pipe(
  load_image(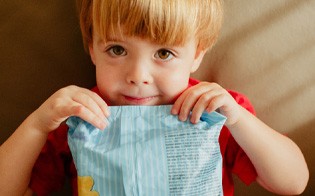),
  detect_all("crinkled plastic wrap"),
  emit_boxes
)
[67,105,226,196]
